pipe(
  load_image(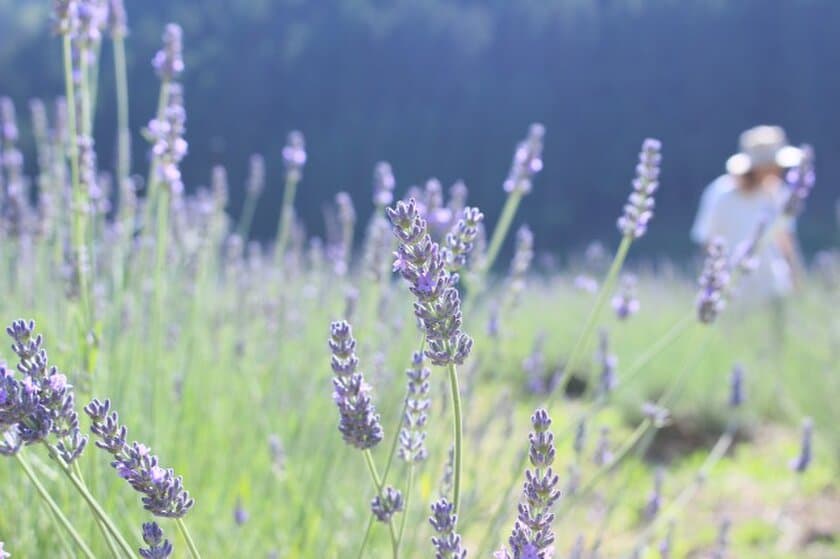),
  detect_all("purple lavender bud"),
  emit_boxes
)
[593,427,613,467]
[139,521,173,559]
[444,206,484,272]
[84,399,194,517]
[247,154,266,196]
[502,408,560,558]
[504,123,545,195]
[696,238,731,324]
[282,130,306,183]
[429,498,467,559]
[234,497,248,525]
[371,485,404,523]
[783,145,815,217]
[523,334,547,395]
[147,93,188,196]
[399,352,430,463]
[509,225,534,298]
[641,402,671,428]
[0,97,19,145]
[152,24,184,81]
[729,365,744,408]
[387,199,473,366]
[659,521,675,559]
[611,274,640,320]
[574,274,599,294]
[328,321,383,450]
[597,330,618,396]
[644,468,664,521]
[53,1,79,35]
[790,417,813,474]
[108,0,127,37]
[373,161,396,207]
[573,419,586,456]
[76,0,107,44]
[448,181,468,214]
[617,138,662,239]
